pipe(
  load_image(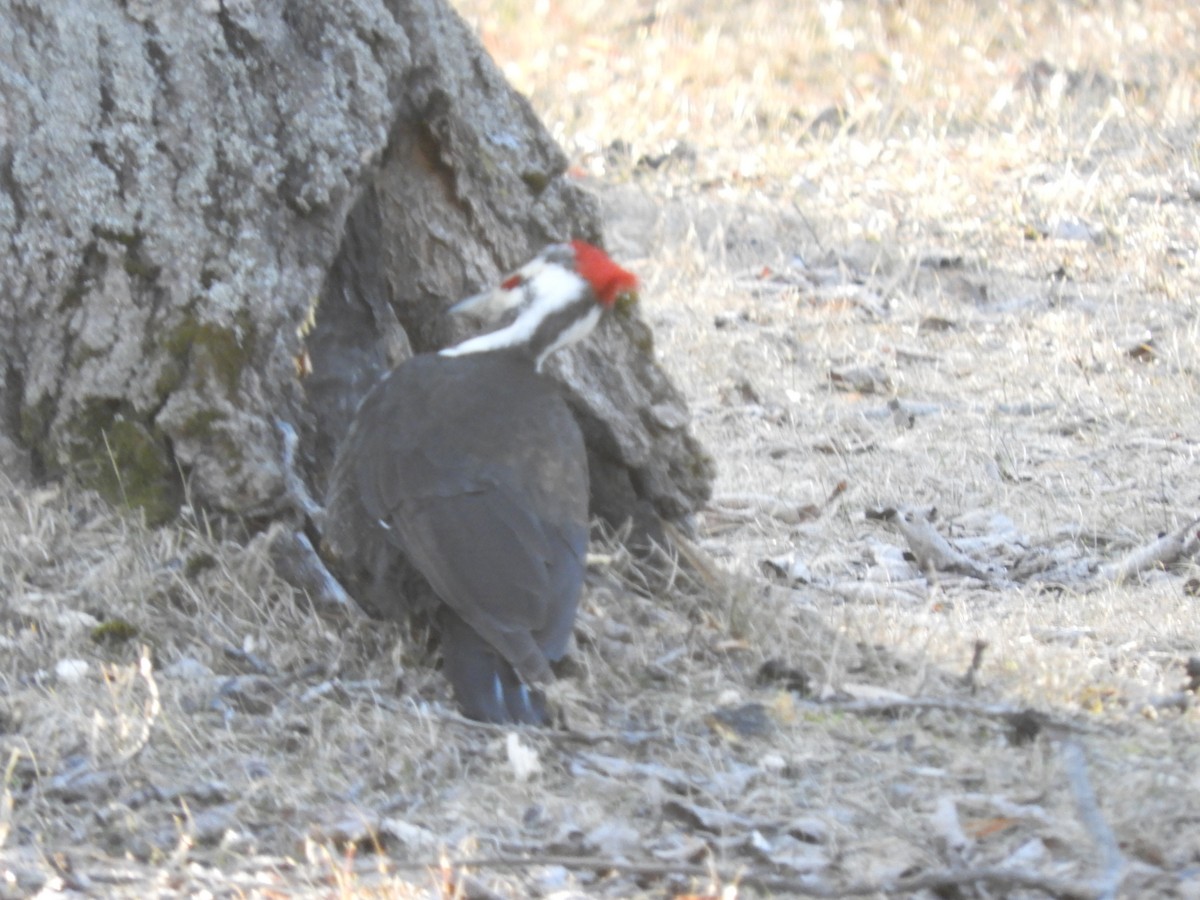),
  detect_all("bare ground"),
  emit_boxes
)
[2,1,1199,897]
